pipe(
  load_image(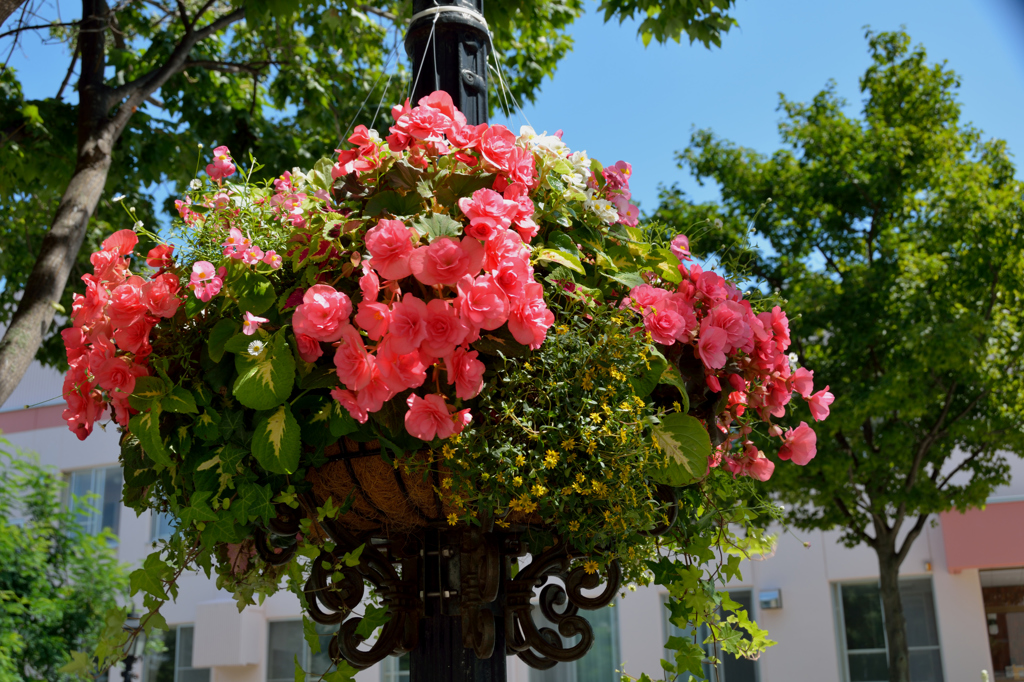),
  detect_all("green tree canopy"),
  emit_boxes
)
[652,30,1024,682]
[0,442,128,681]
[0,0,741,407]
